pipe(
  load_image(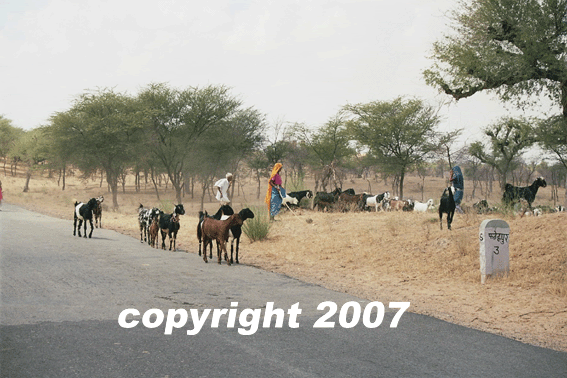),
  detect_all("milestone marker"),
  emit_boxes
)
[479,219,510,284]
